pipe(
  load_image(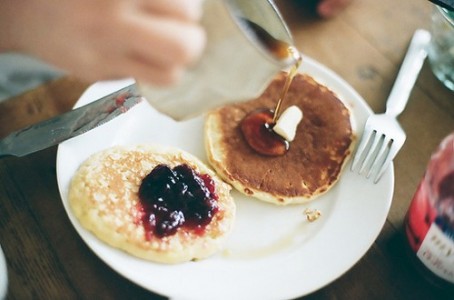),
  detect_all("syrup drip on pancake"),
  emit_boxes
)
[241,108,289,156]
[240,20,302,156]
